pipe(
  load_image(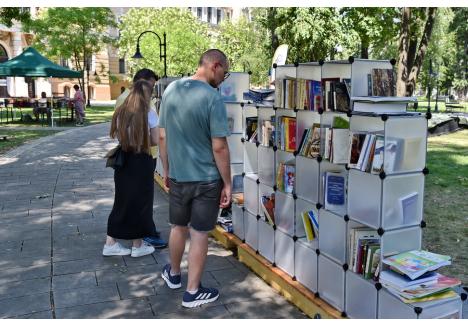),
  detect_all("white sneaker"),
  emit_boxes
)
[131,243,155,257]
[102,242,131,256]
